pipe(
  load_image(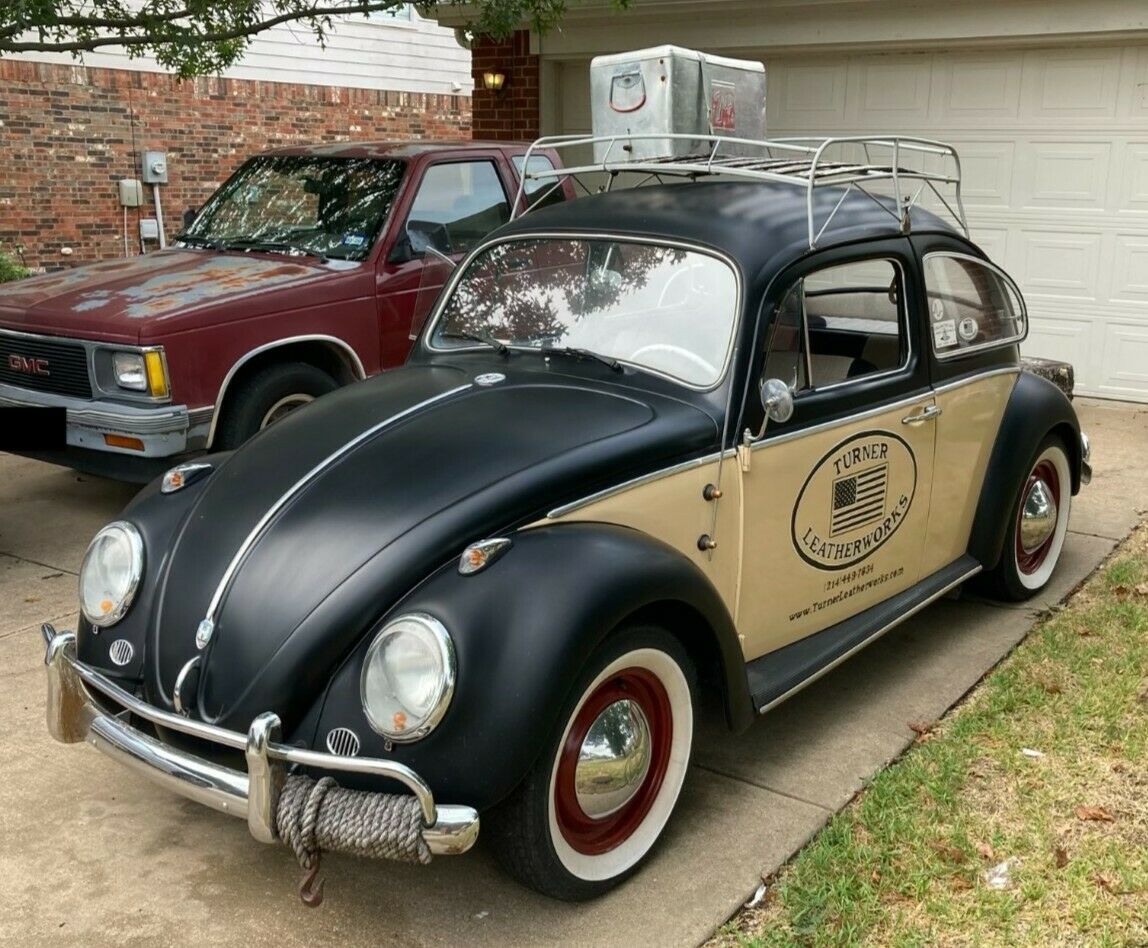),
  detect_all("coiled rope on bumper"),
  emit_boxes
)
[276,774,432,905]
